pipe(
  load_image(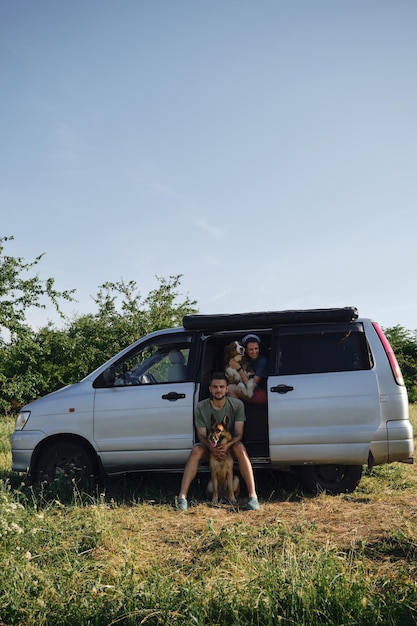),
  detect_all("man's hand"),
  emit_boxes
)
[229,359,241,370]
[211,443,230,460]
